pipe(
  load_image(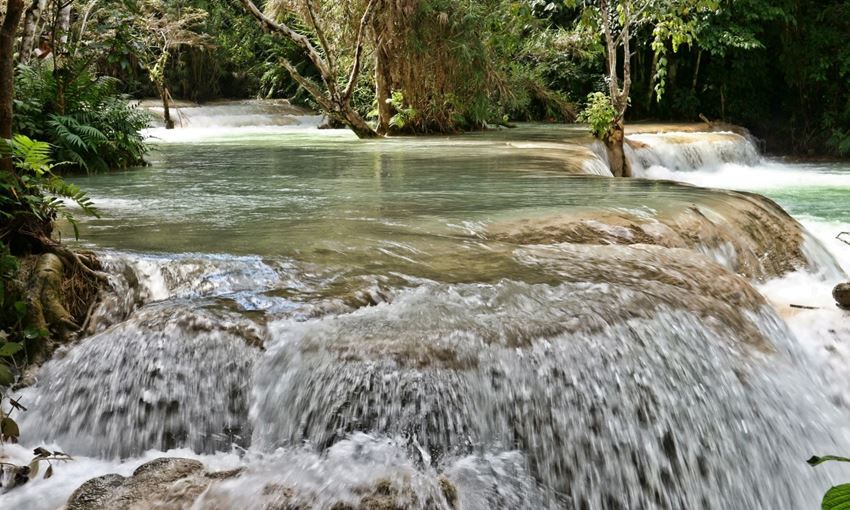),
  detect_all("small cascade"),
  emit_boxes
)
[626,131,761,176]
[250,244,846,507]
[145,100,320,129]
[19,303,261,458]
